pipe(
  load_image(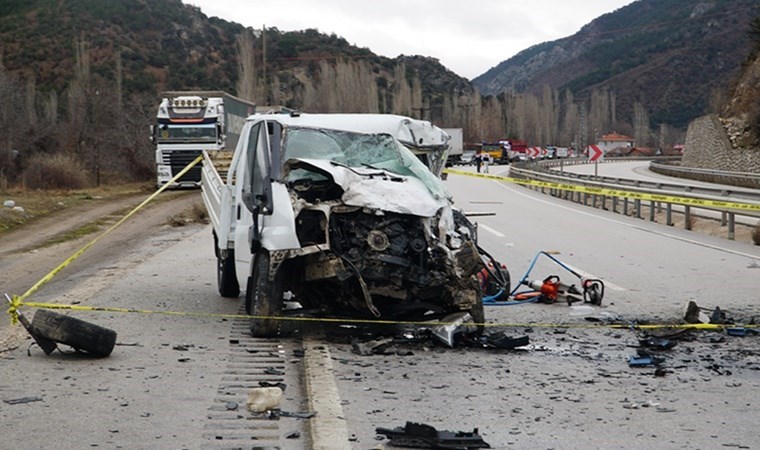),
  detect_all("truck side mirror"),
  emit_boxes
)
[149,125,155,144]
